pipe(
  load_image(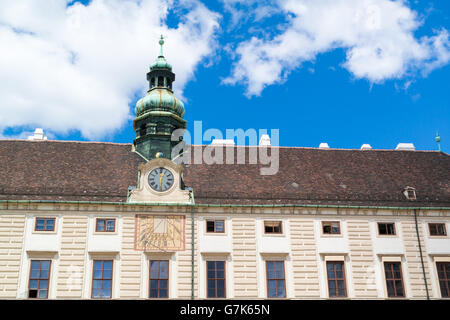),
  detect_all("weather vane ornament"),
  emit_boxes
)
[159,34,165,57]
